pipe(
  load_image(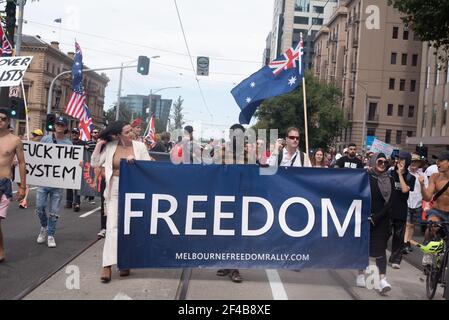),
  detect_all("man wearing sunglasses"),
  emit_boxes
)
[0,109,27,263]
[268,127,311,168]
